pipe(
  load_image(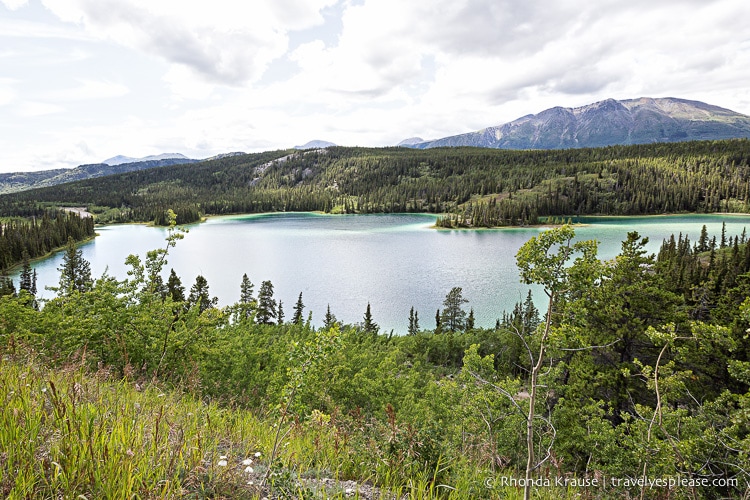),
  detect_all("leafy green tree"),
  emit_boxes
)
[515,225,599,500]
[57,237,92,295]
[441,287,468,332]
[187,275,218,313]
[256,280,277,325]
[292,292,304,325]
